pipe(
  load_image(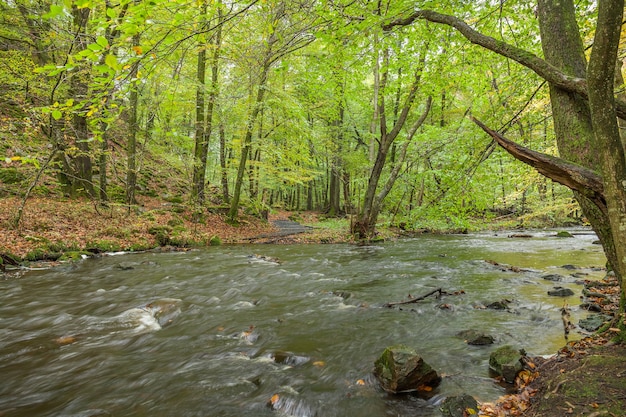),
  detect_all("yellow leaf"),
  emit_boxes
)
[132,45,142,55]
[312,361,325,367]
[356,379,365,386]
[10,156,21,161]
[270,394,279,405]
